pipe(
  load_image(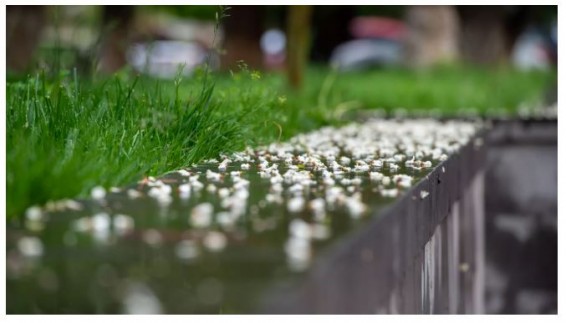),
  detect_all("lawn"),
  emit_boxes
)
[5,64,556,219]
